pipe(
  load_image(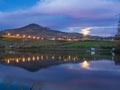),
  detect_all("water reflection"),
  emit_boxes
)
[114,55,120,65]
[0,53,82,71]
[0,50,119,72]
[0,50,120,90]
[3,54,80,63]
[80,60,90,69]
